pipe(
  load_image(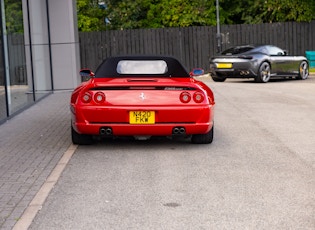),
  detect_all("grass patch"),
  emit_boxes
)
[310,67,315,73]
